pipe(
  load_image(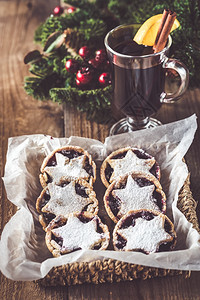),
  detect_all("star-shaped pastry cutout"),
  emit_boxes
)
[108,150,155,182]
[52,215,105,251]
[117,214,172,253]
[55,152,70,165]
[112,175,159,216]
[44,153,90,184]
[42,182,92,216]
